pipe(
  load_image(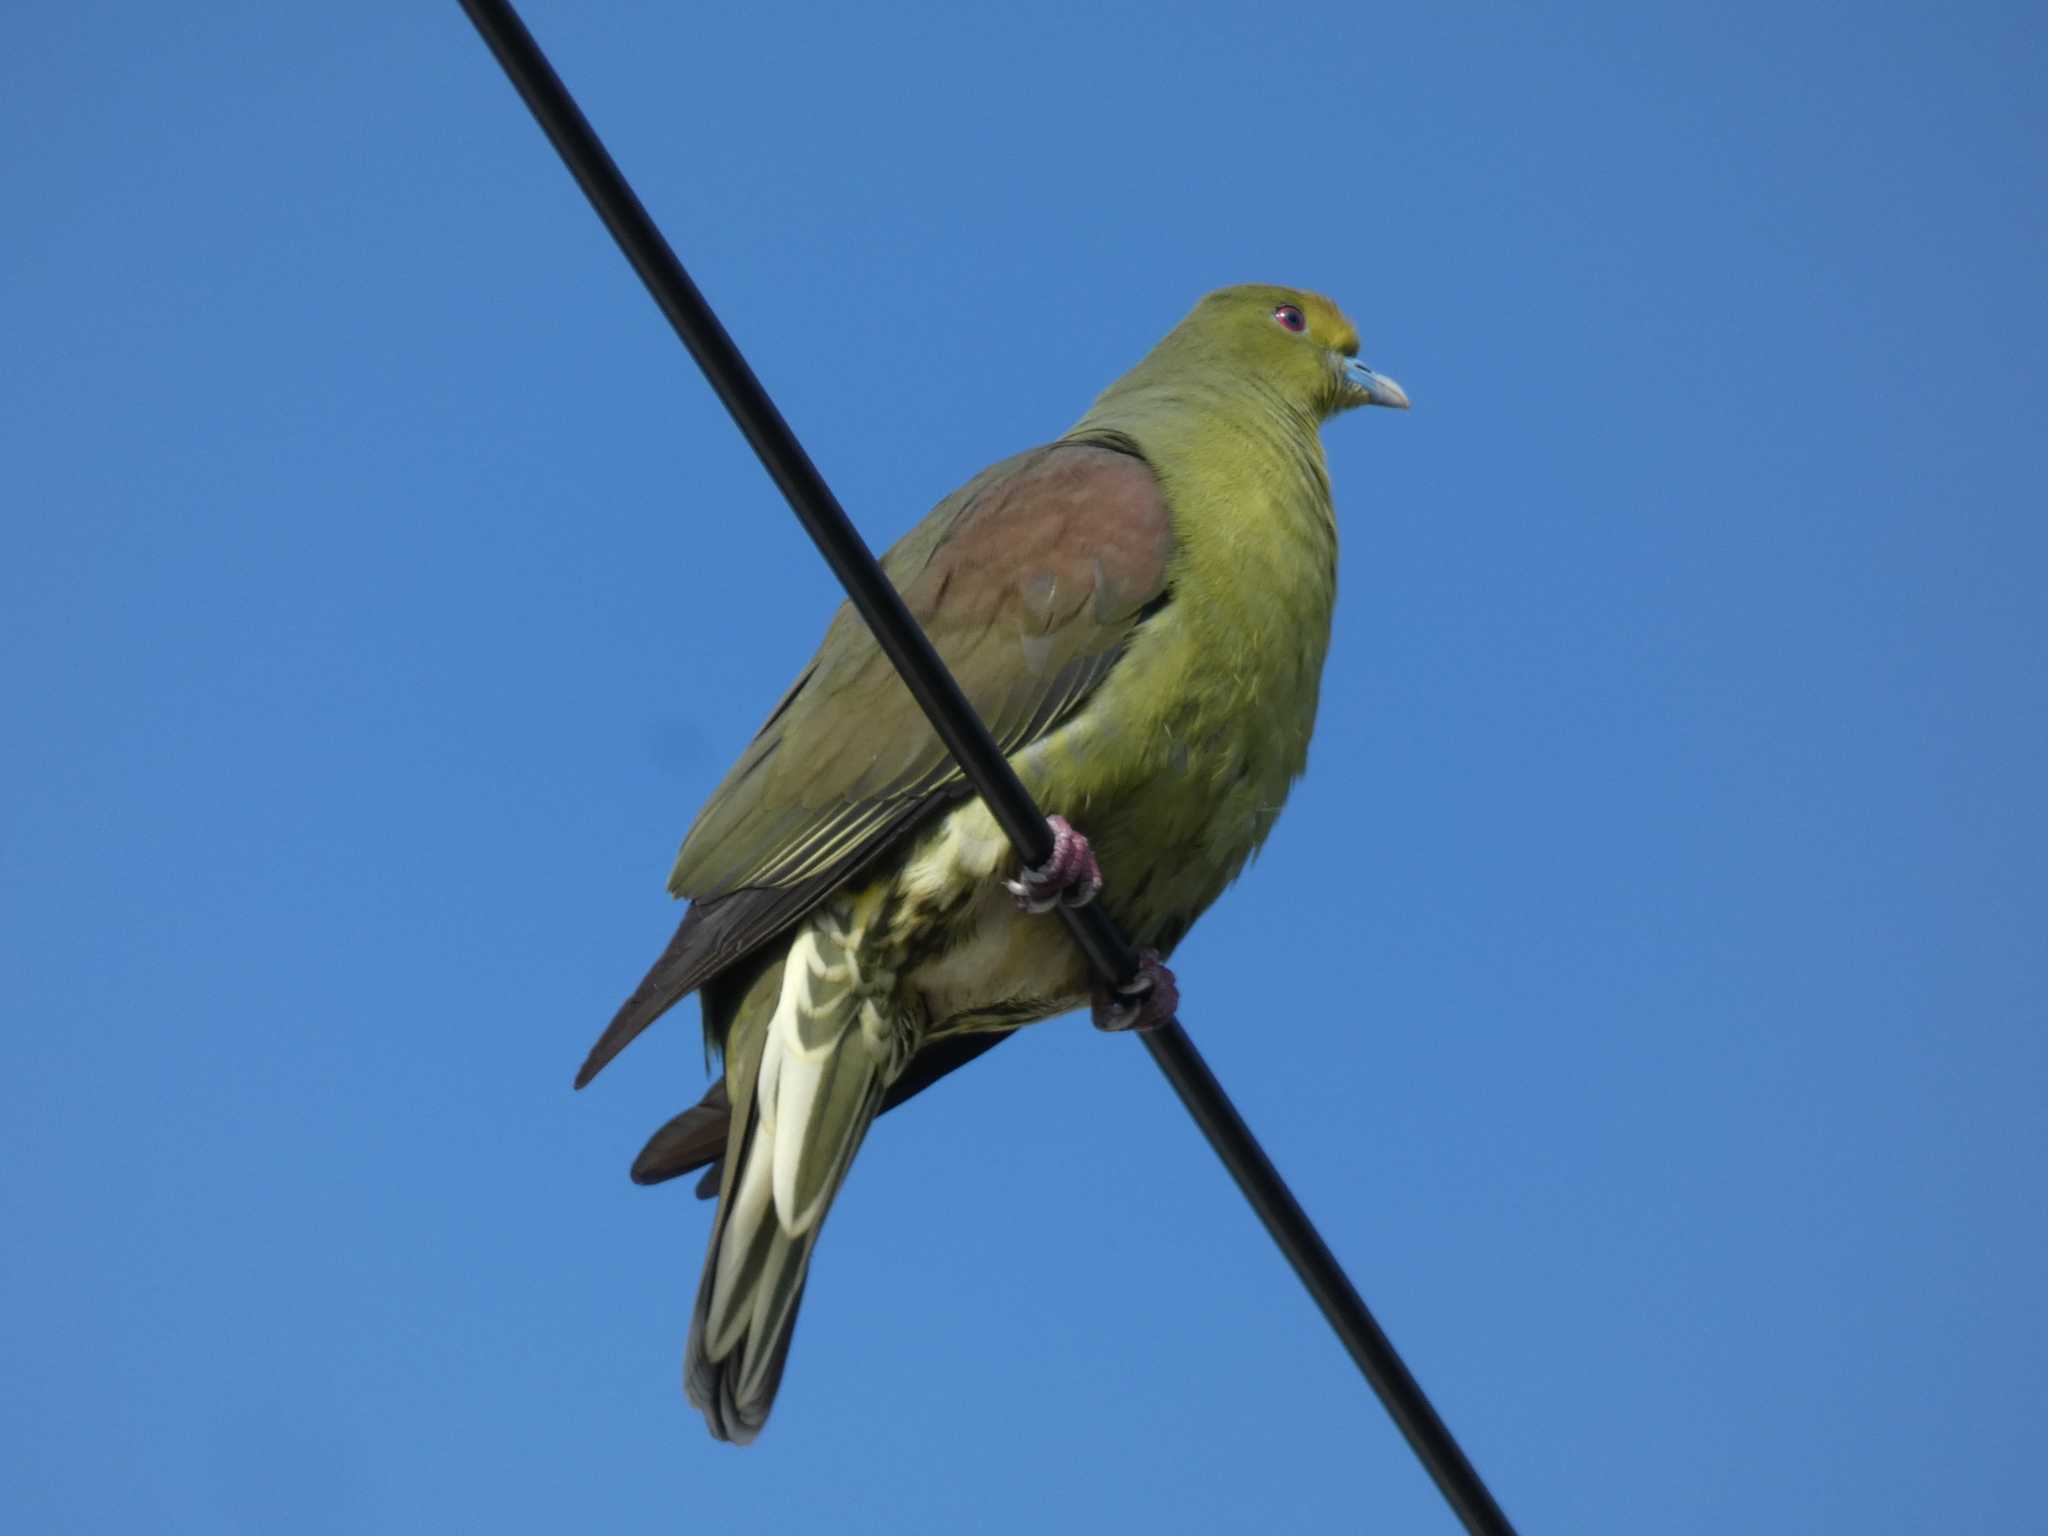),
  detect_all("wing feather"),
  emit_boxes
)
[576,440,1172,1087]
